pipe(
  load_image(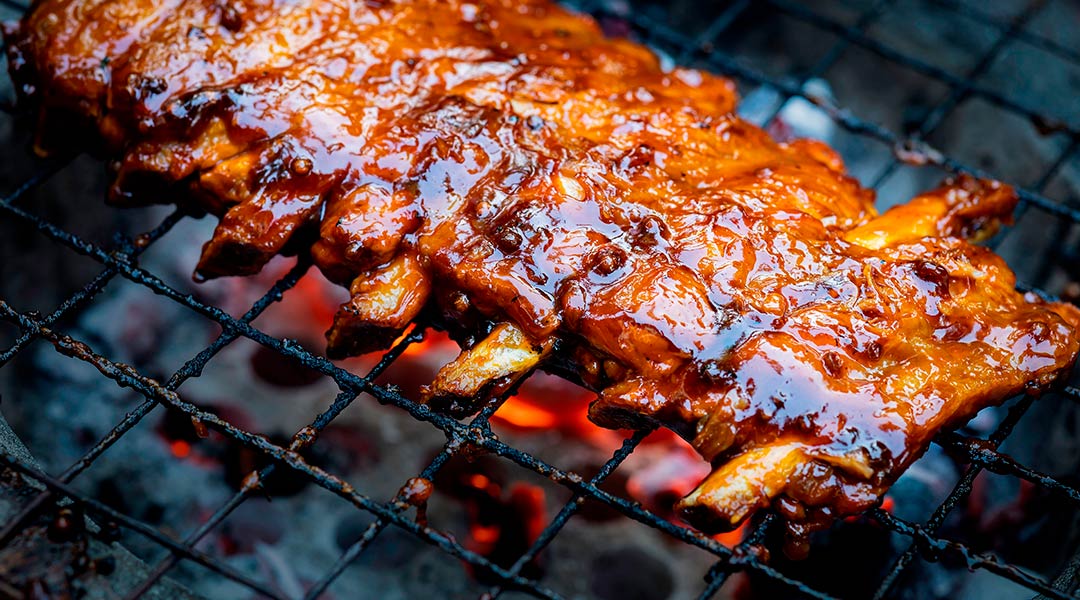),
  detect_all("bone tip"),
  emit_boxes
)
[196,240,267,280]
[674,496,746,534]
[419,386,480,419]
[324,324,402,360]
[586,399,655,431]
